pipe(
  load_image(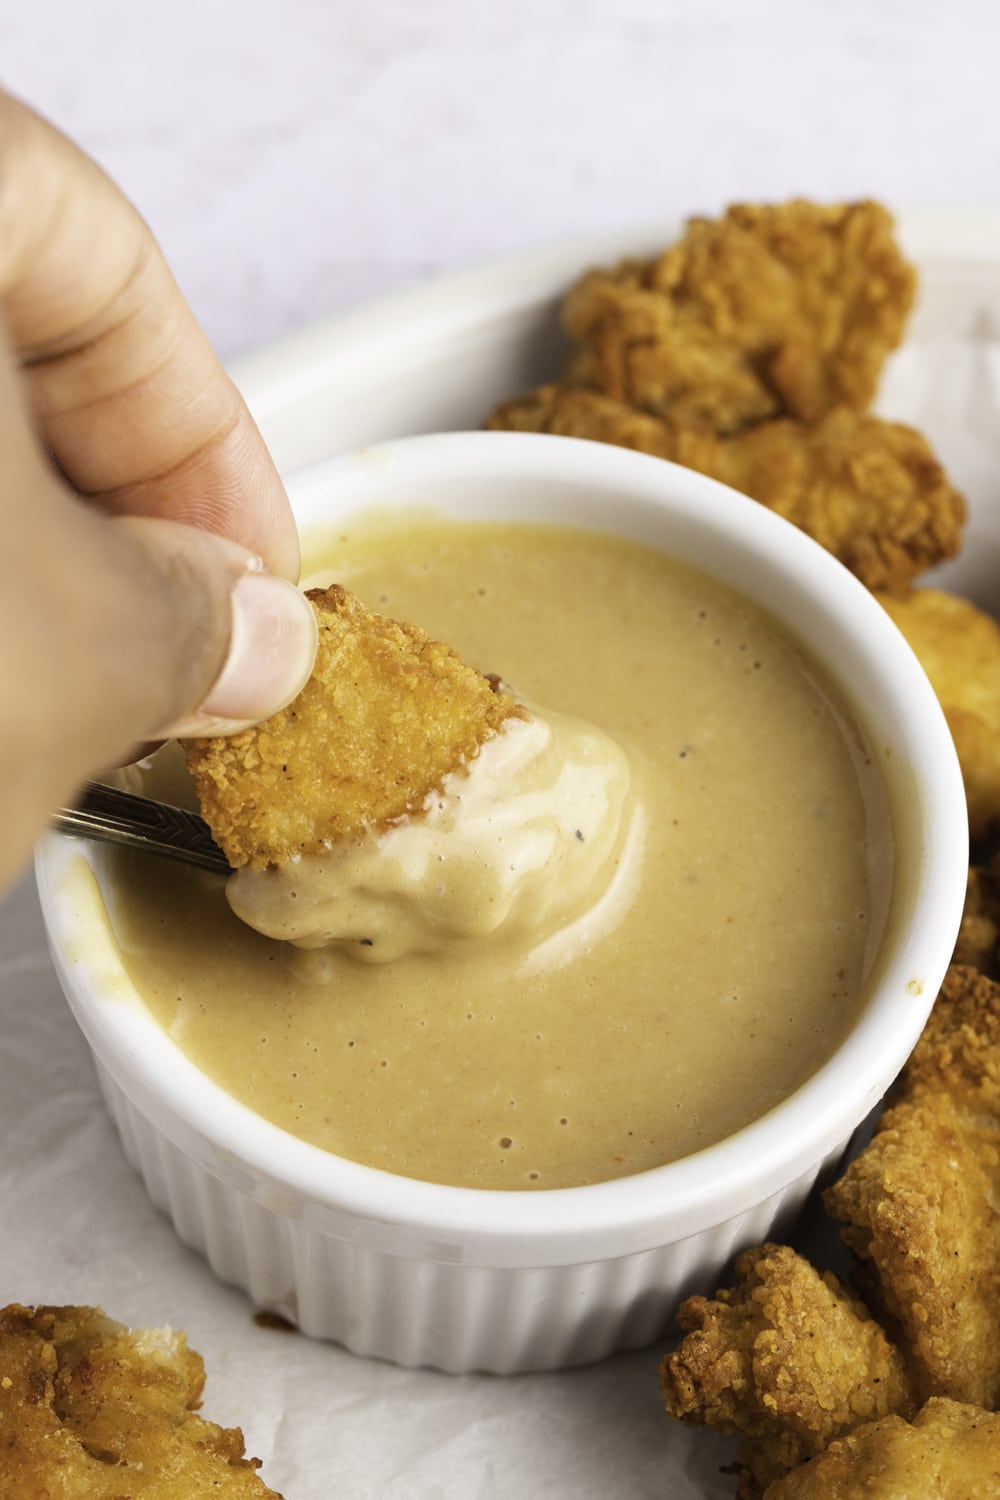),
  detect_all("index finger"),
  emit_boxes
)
[0,91,299,581]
